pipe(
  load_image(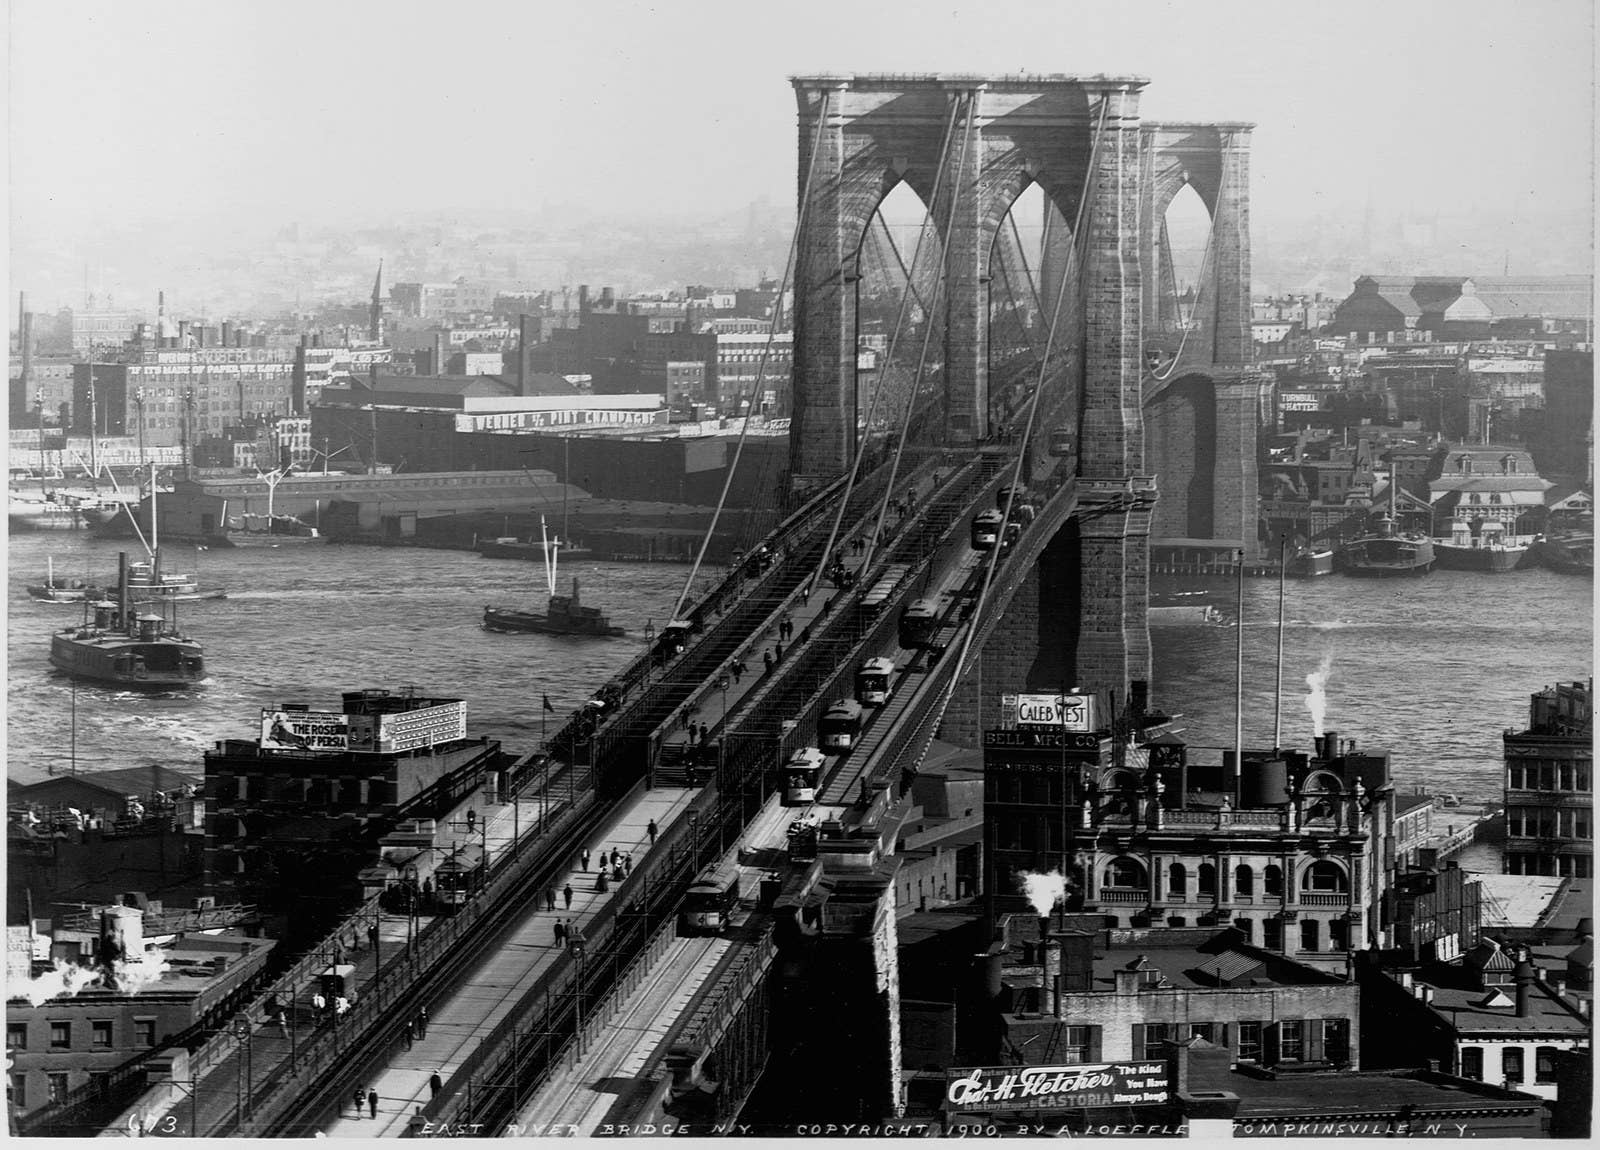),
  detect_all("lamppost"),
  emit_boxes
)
[569,931,587,1061]
[231,1015,253,1126]
[134,387,148,470]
